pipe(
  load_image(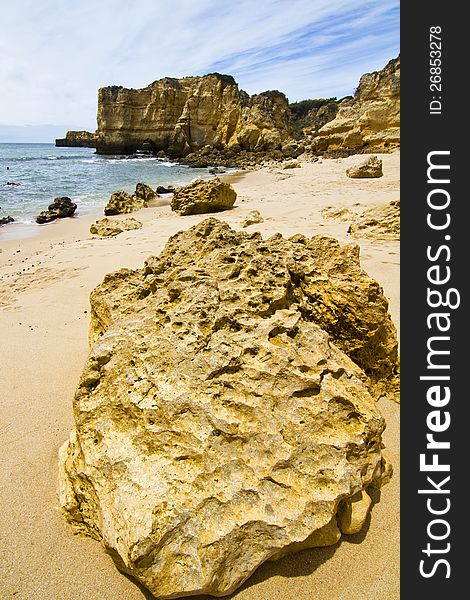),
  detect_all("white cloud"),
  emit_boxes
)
[0,0,399,136]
